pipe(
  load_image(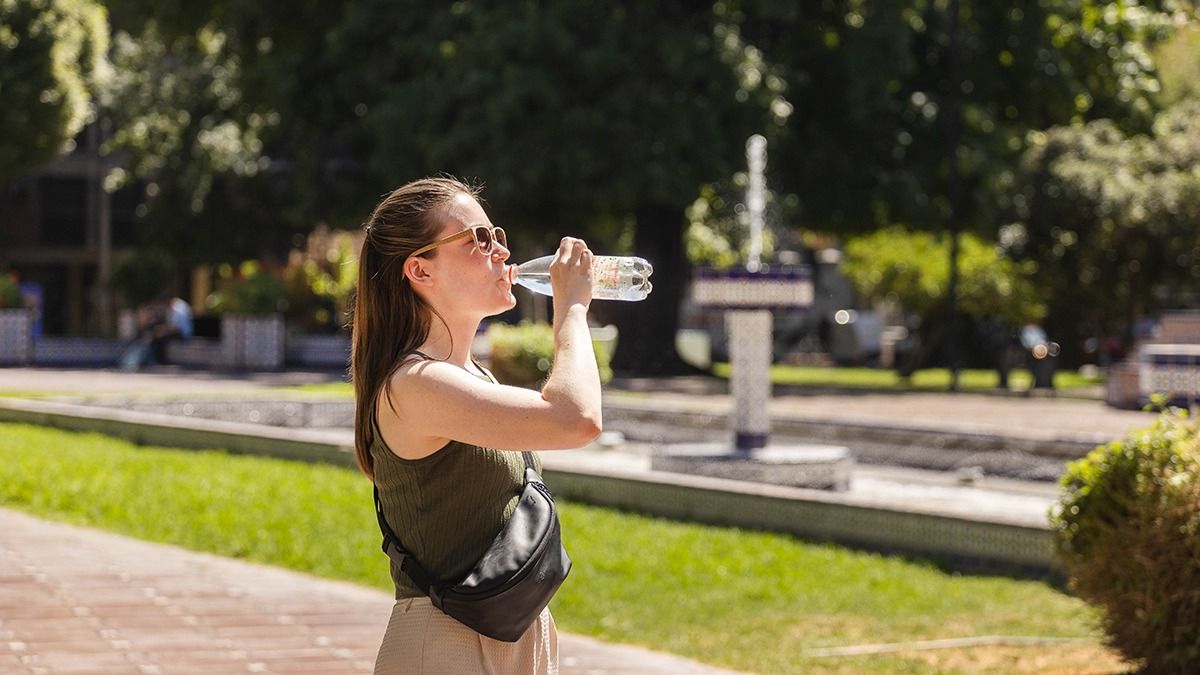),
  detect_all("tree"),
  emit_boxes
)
[1010,99,1200,361]
[732,0,1183,236]
[97,1,362,266]
[841,226,1045,373]
[0,0,108,183]
[331,1,777,374]
[99,18,280,265]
